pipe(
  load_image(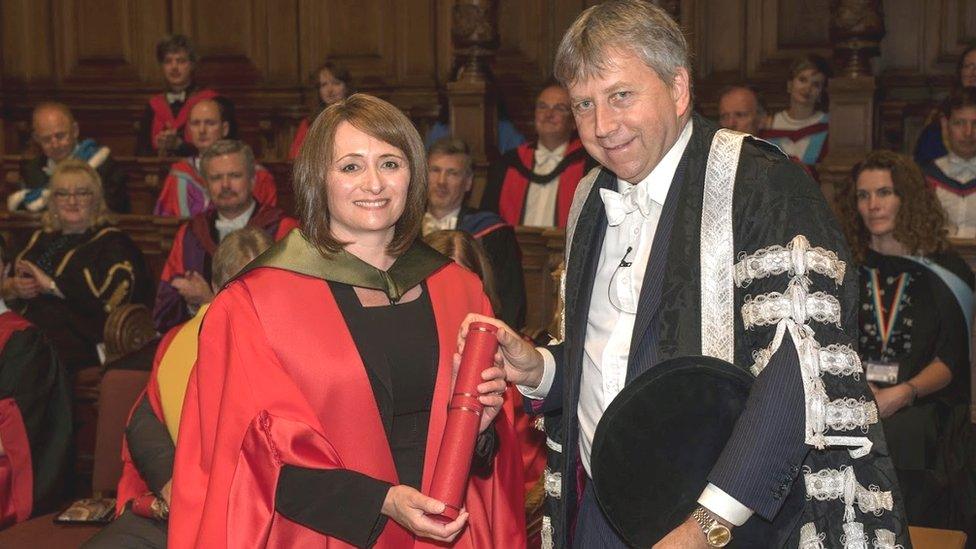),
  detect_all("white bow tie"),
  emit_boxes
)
[600,186,652,226]
[166,91,187,103]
